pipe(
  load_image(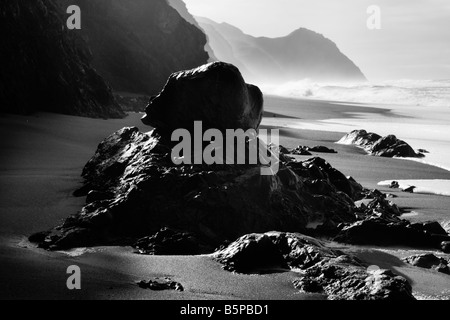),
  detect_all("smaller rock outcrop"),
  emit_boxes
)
[338,130,423,158]
[214,232,415,300]
[133,227,202,255]
[282,145,338,156]
[137,278,184,291]
[291,147,313,156]
[306,146,338,154]
[334,197,450,251]
[402,254,450,275]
